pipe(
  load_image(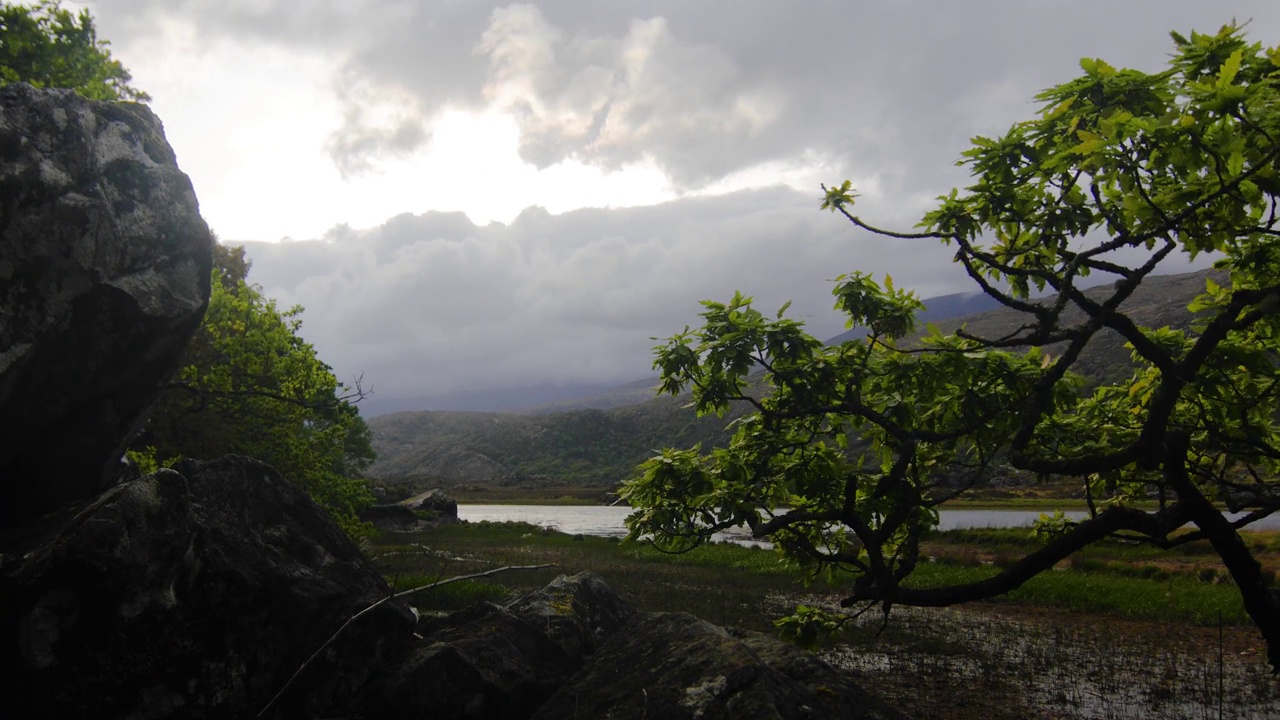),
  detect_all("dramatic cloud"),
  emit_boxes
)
[66,1,1277,411]
[240,187,970,412]
[88,1,1280,194]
